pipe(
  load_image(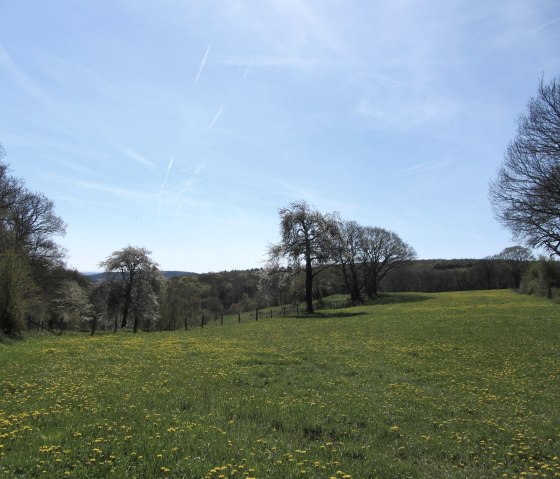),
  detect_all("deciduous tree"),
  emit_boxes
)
[333,220,364,304]
[490,76,560,256]
[359,226,416,298]
[99,246,161,332]
[269,201,337,313]
[0,249,28,337]
[495,245,534,289]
